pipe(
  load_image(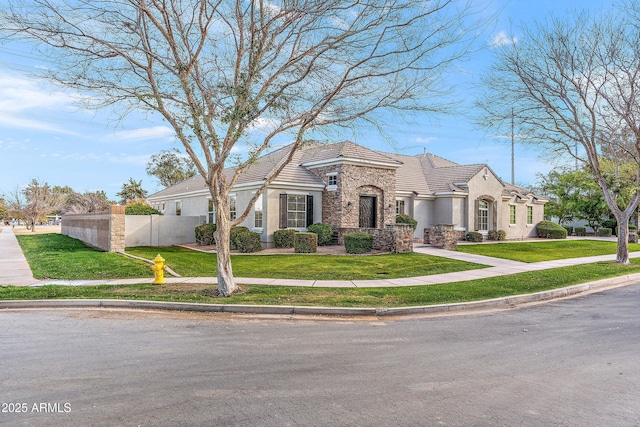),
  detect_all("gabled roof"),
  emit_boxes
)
[148,140,545,201]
